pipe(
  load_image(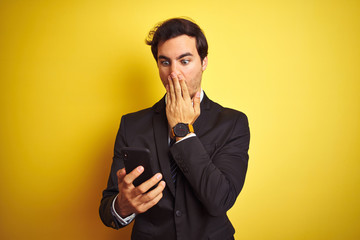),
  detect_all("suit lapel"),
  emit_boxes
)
[152,97,176,196]
[193,92,212,137]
